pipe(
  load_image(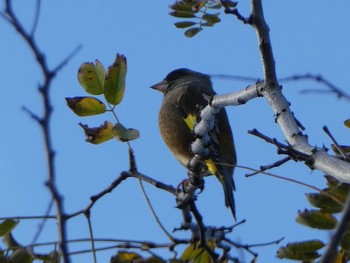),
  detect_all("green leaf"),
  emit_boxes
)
[79,121,114,144]
[344,119,350,128]
[306,192,343,213]
[341,231,350,250]
[296,209,337,229]
[169,1,199,12]
[9,248,32,263]
[112,123,140,142]
[43,250,60,263]
[202,13,221,26]
[184,27,202,37]
[174,21,196,28]
[3,232,20,249]
[277,240,324,260]
[325,175,350,203]
[66,97,106,116]
[181,241,215,262]
[95,59,106,88]
[0,220,18,237]
[77,61,105,95]
[110,251,141,263]
[104,54,127,105]
[169,10,196,18]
